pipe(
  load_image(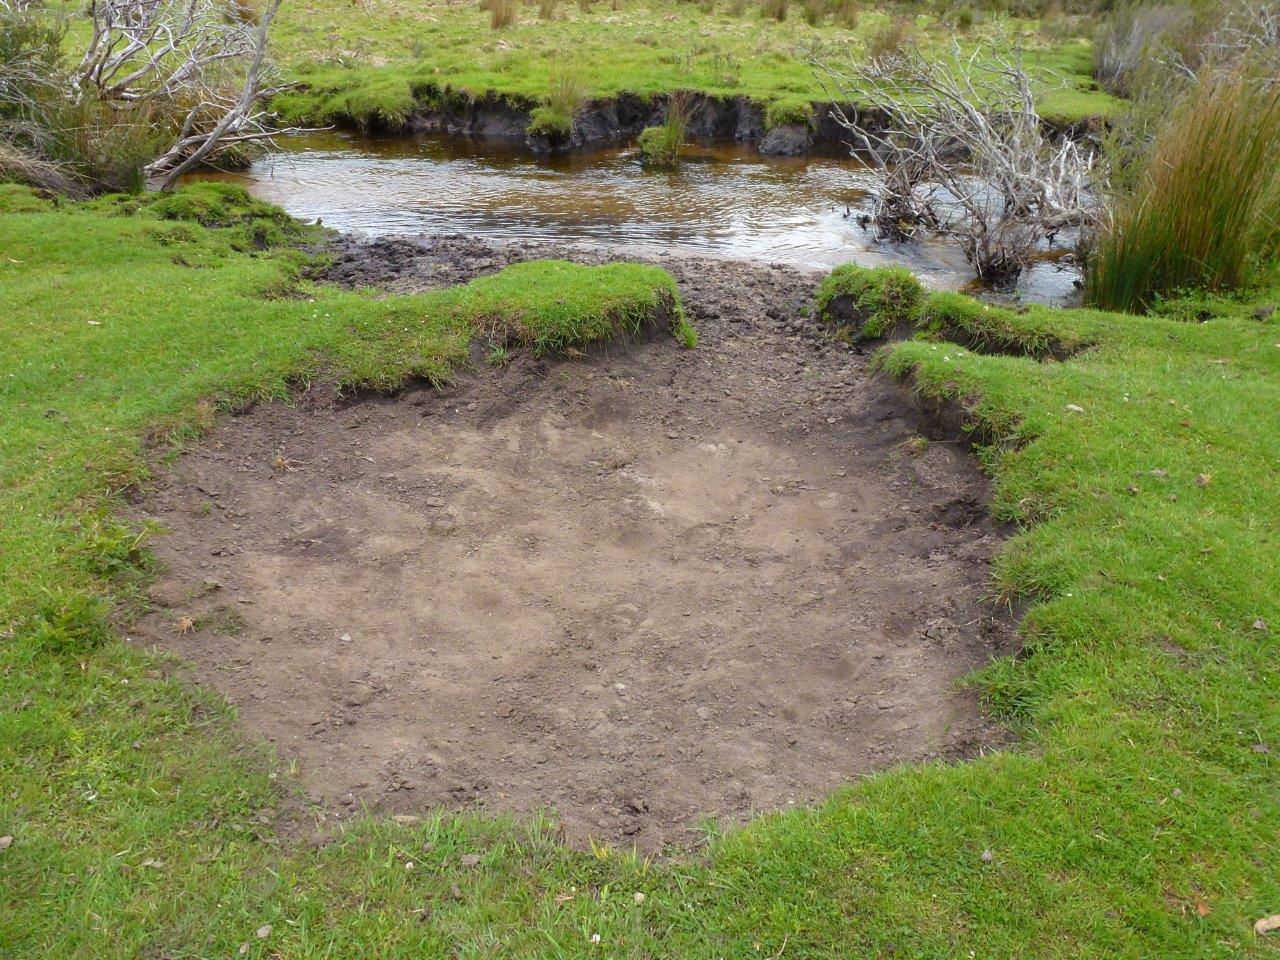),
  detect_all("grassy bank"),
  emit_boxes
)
[266,0,1118,129]
[2,193,1278,957]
